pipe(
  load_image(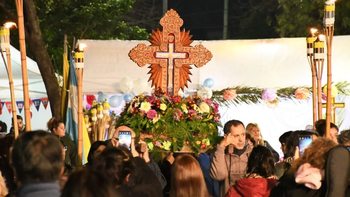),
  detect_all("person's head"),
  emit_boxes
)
[12,115,24,131]
[170,154,210,197]
[87,141,107,165]
[0,121,7,133]
[246,145,275,178]
[245,132,256,147]
[284,130,319,159]
[61,169,117,197]
[337,129,350,146]
[223,119,245,149]
[12,130,63,184]
[92,147,133,187]
[0,134,14,159]
[47,118,65,137]
[279,131,293,154]
[288,137,337,174]
[246,123,263,144]
[315,119,339,137]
